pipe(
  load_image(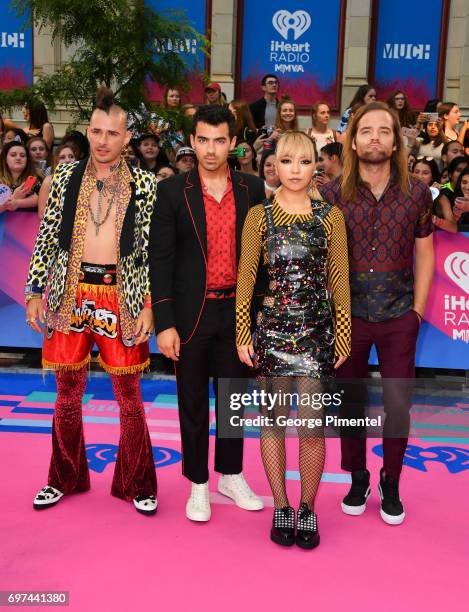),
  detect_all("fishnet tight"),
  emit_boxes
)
[259,377,325,510]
